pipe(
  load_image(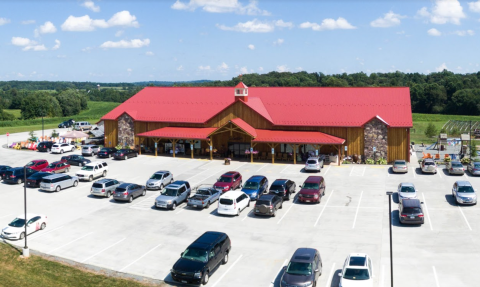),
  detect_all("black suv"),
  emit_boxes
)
[61,155,91,166]
[3,167,38,184]
[281,248,322,287]
[0,165,12,180]
[58,119,74,128]
[254,194,283,217]
[37,141,56,152]
[113,149,138,160]
[26,172,52,188]
[171,231,231,285]
[97,147,118,158]
[269,179,296,200]
[399,198,424,225]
